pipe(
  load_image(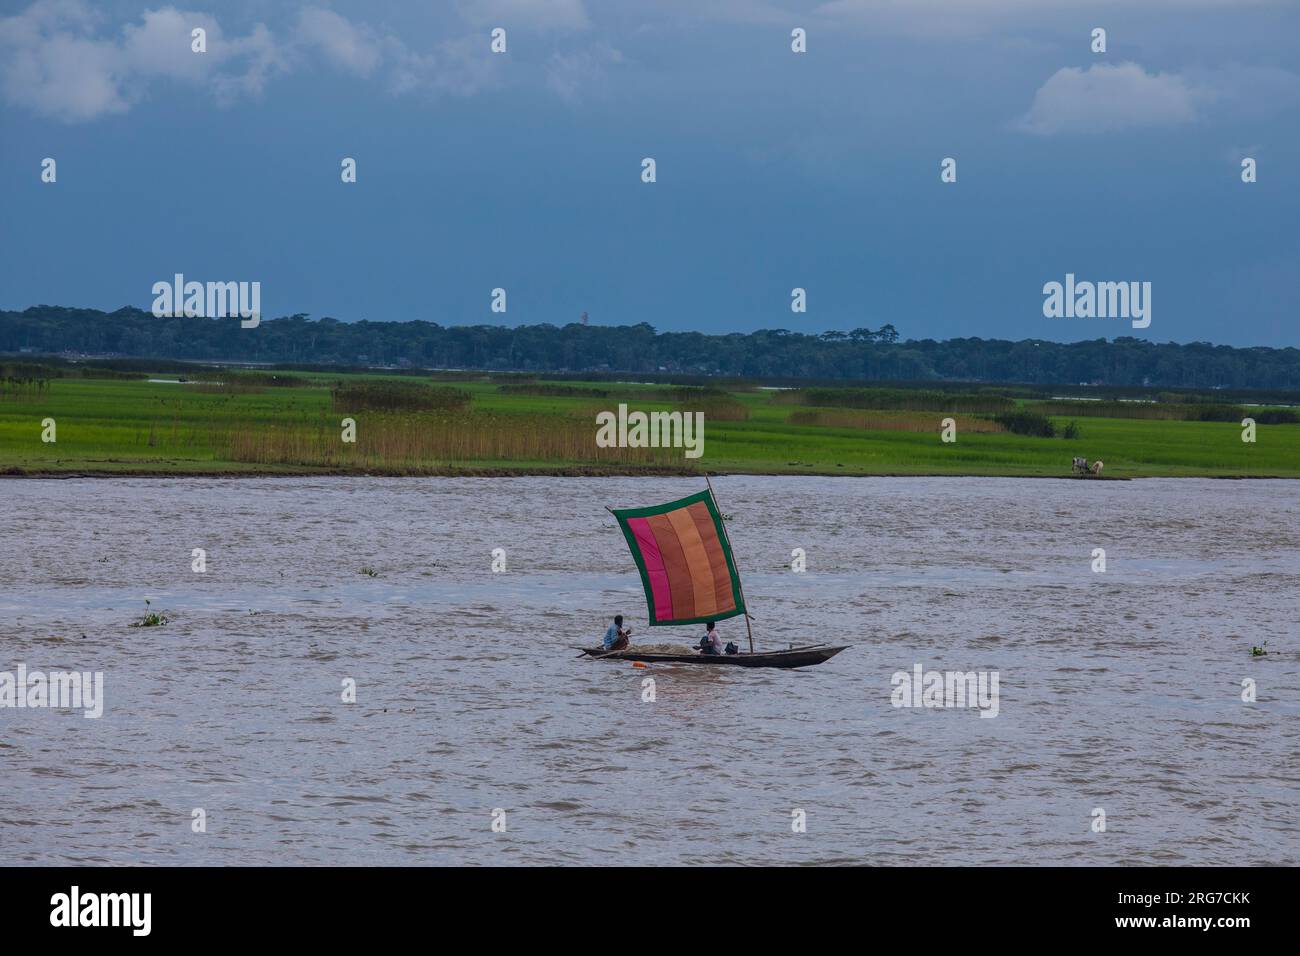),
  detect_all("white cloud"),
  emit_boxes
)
[292,9,500,99]
[1014,60,1300,135]
[121,7,216,80]
[0,1,287,121]
[1015,62,1199,135]
[386,34,501,98]
[293,9,500,99]
[0,0,125,121]
[294,6,503,99]
[4,30,131,121]
[0,1,512,121]
[296,6,382,77]
[210,22,283,105]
